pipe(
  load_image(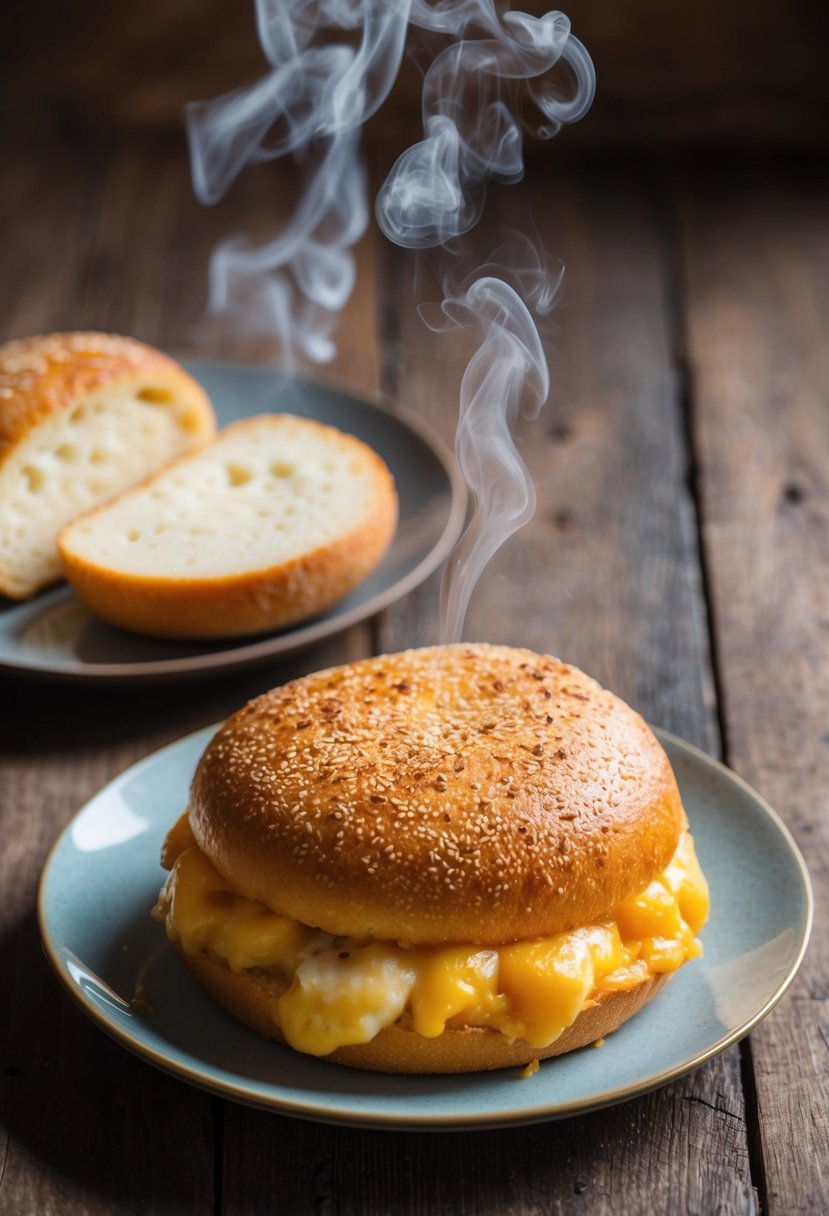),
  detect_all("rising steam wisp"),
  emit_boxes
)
[186,1,411,368]
[376,5,594,249]
[187,2,595,643]
[375,5,594,640]
[417,245,562,642]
